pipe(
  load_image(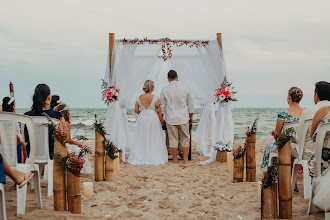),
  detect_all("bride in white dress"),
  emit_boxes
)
[128,80,168,165]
